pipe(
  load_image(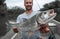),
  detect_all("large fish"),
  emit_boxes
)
[9,9,56,33]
